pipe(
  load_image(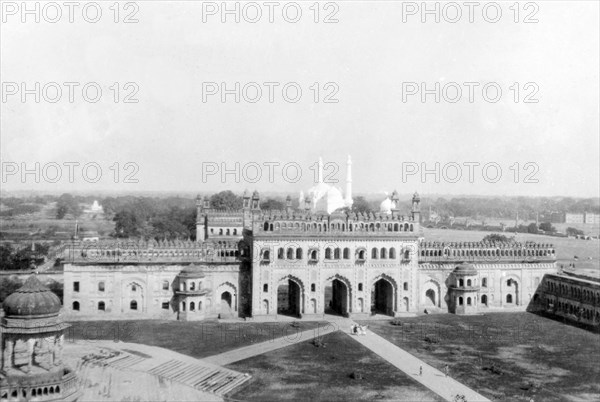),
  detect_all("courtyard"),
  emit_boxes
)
[359,312,600,401]
[66,312,600,401]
